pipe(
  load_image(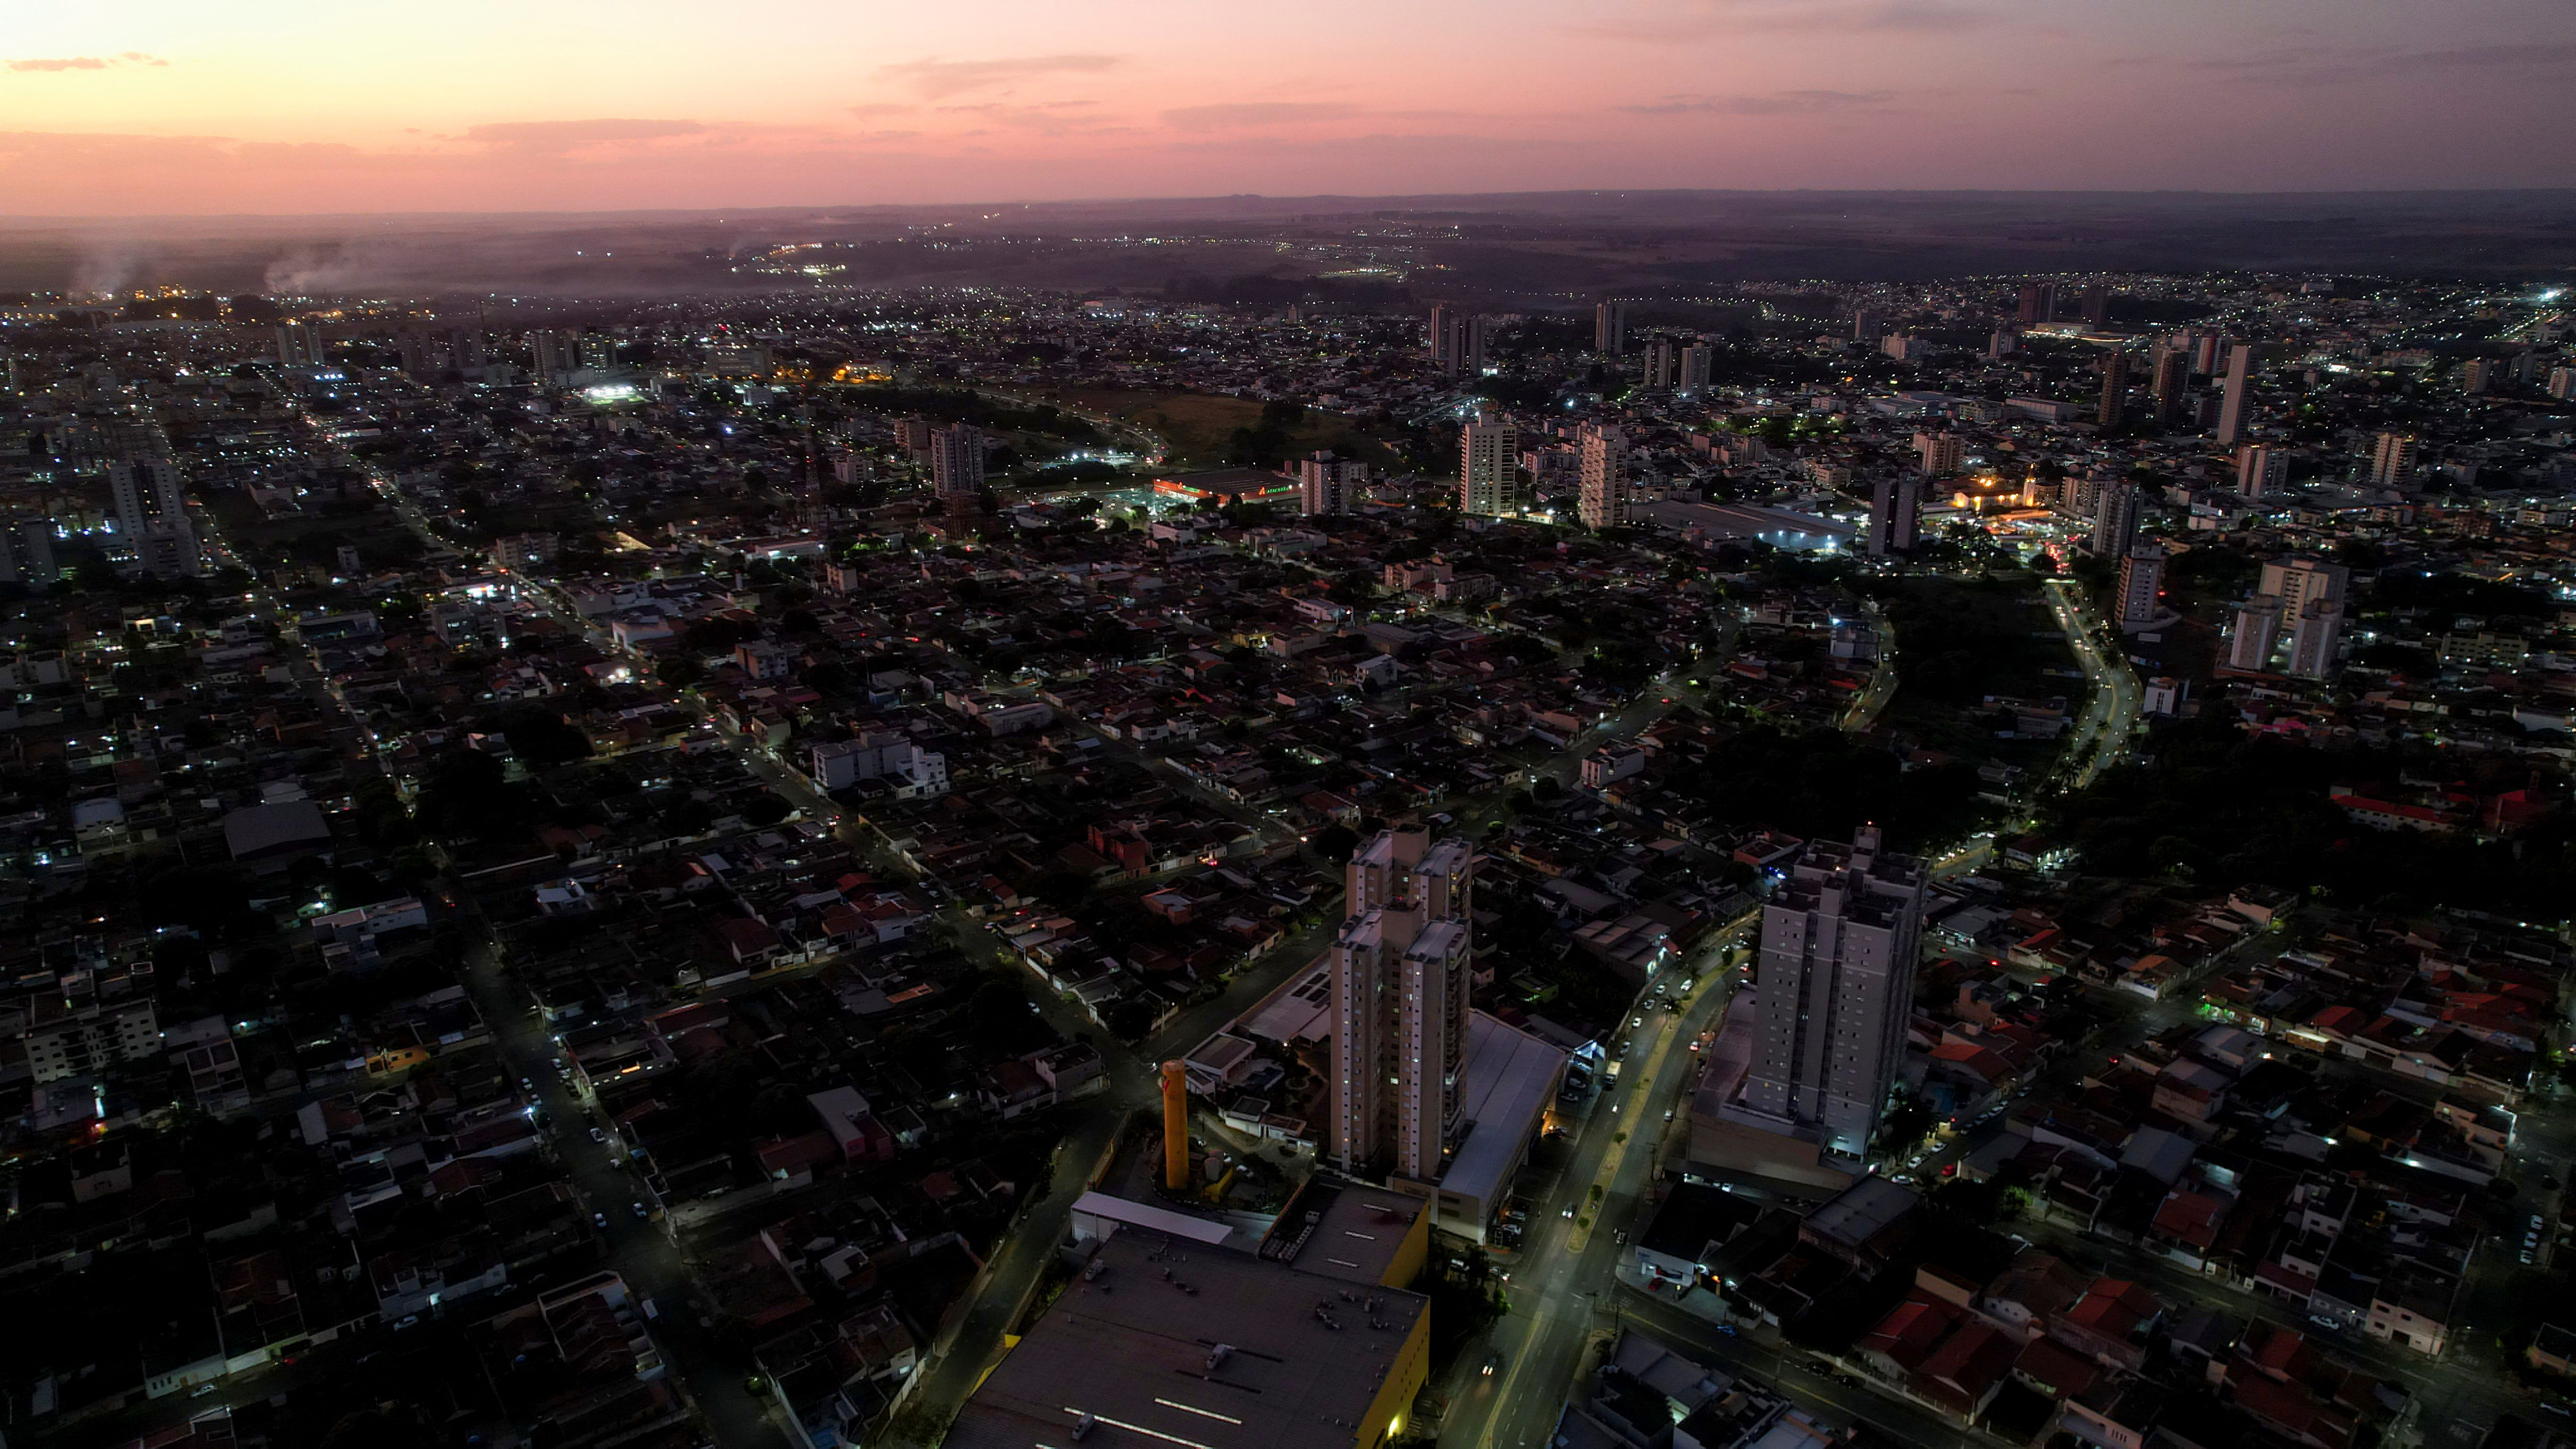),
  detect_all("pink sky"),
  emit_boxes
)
[4,0,2573,215]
